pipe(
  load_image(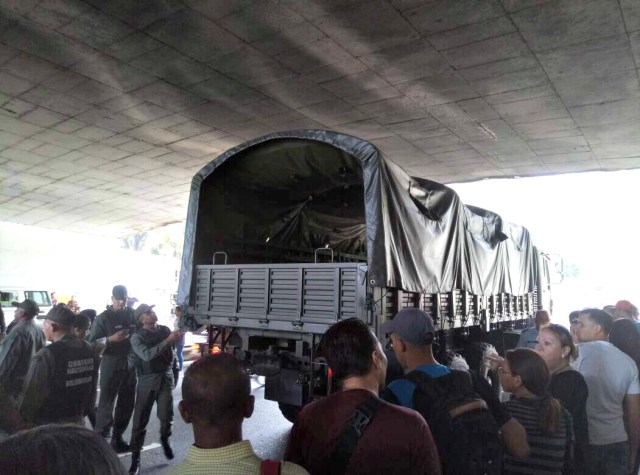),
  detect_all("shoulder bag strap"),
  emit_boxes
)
[260,460,281,475]
[328,395,382,475]
[405,369,443,403]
